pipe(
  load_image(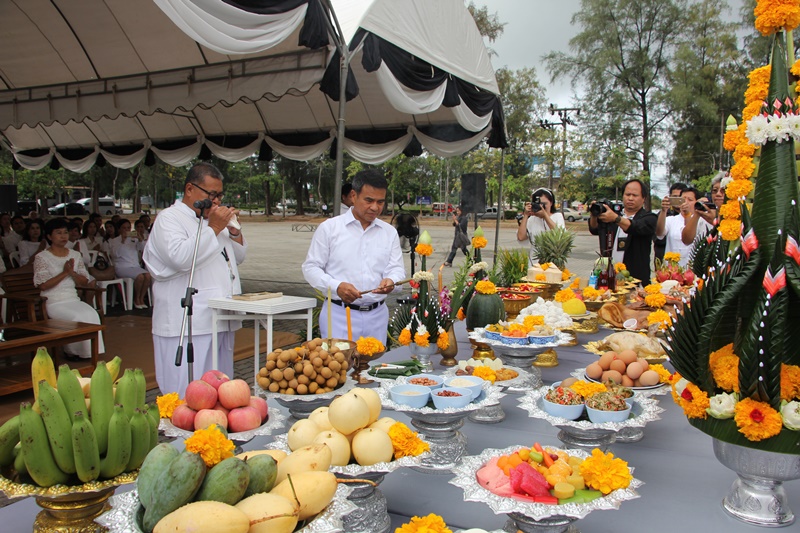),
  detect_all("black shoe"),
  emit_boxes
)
[444,262,452,267]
